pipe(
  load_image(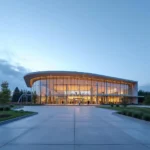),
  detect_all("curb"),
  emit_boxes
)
[44,105,98,106]
[12,106,24,110]
[22,104,99,106]
[0,112,38,126]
